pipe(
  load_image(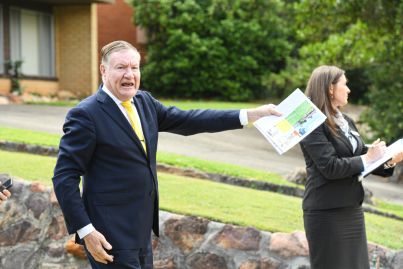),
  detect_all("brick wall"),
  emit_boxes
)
[97,0,146,61]
[54,5,98,98]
